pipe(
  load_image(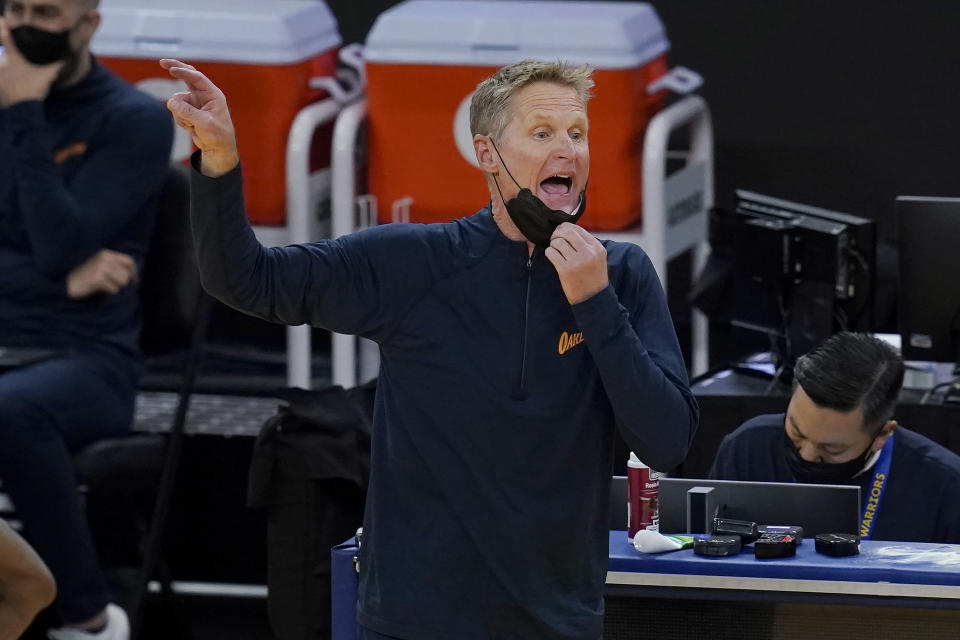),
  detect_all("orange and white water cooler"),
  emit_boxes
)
[91,0,343,226]
[363,0,693,231]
